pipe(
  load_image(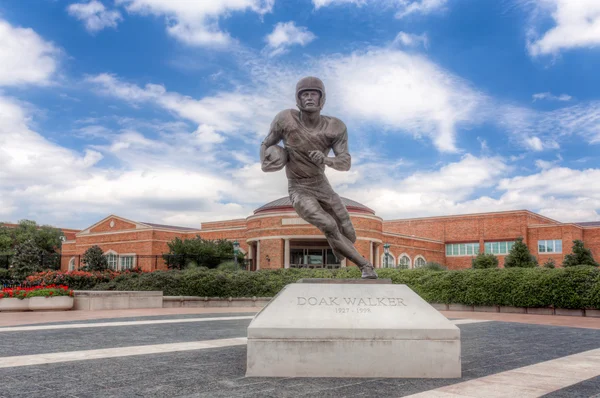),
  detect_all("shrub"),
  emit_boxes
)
[471,253,498,269]
[25,269,145,290]
[421,262,447,271]
[82,246,108,271]
[563,240,599,267]
[217,261,243,272]
[77,267,600,309]
[504,237,537,268]
[163,236,242,269]
[543,258,556,269]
